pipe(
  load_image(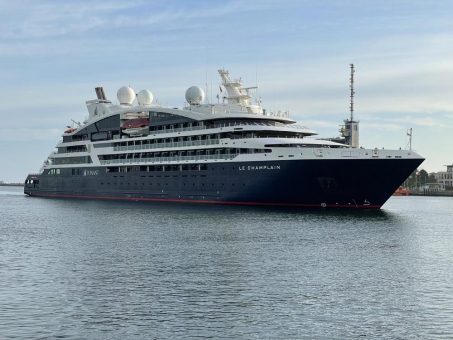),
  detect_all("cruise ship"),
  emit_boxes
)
[24,69,424,209]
